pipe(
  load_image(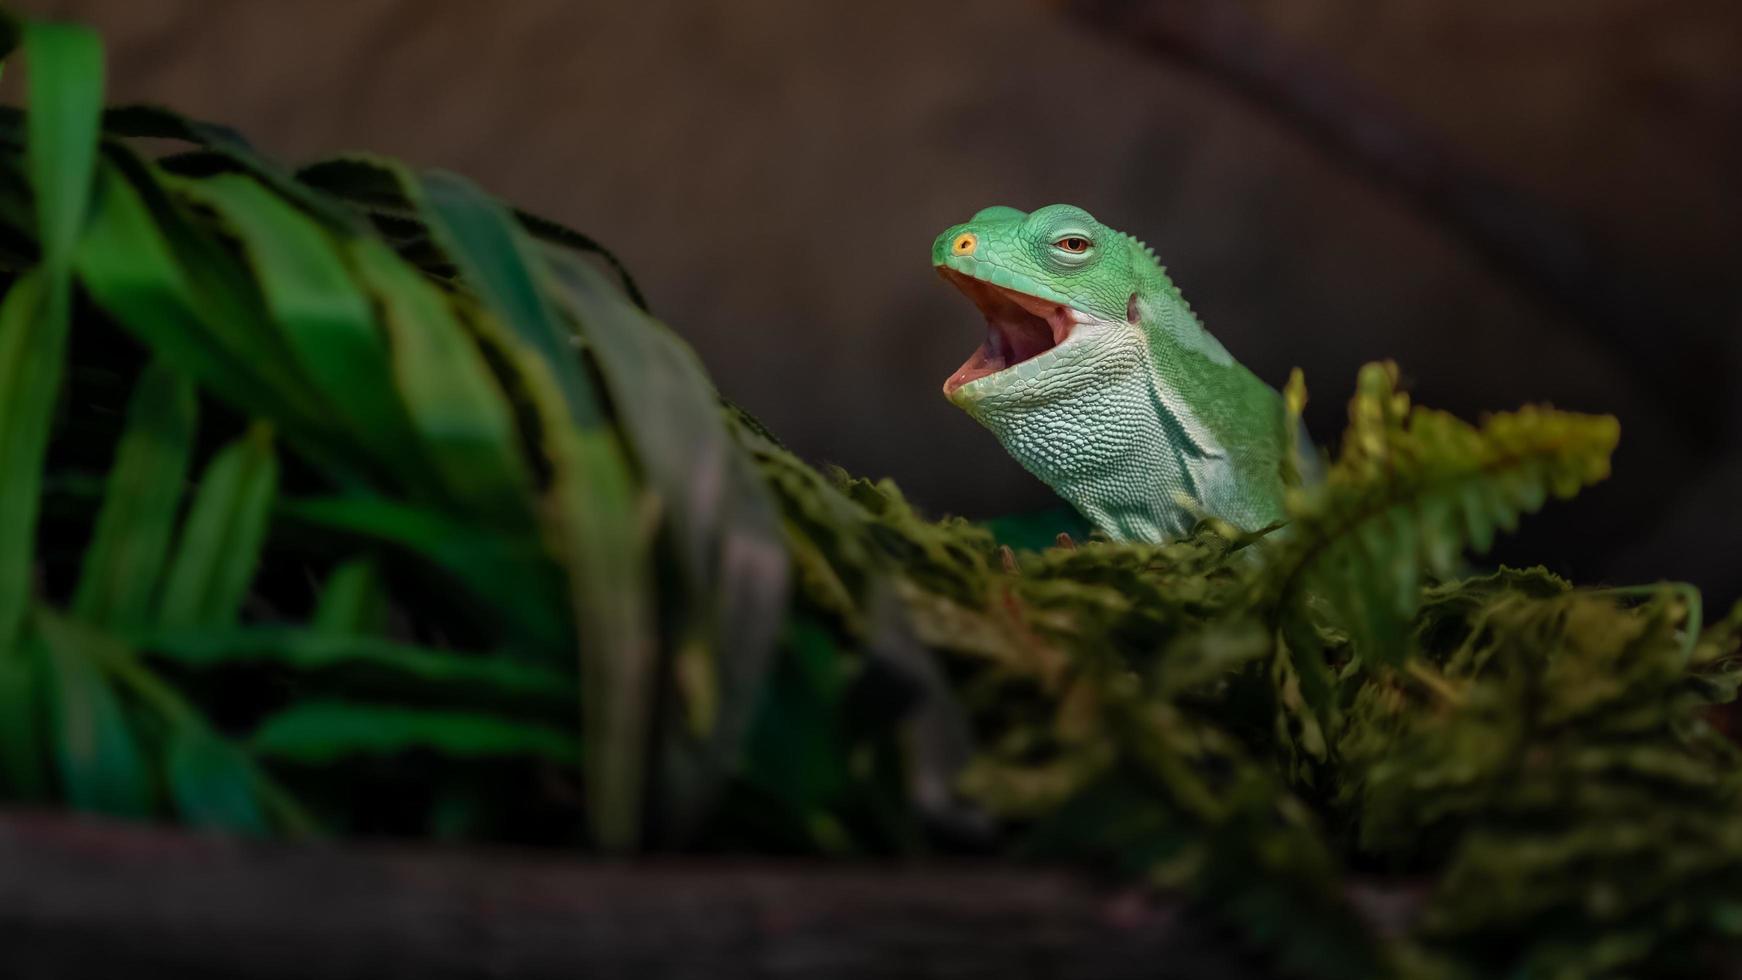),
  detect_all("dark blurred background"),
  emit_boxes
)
[21,0,1742,600]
